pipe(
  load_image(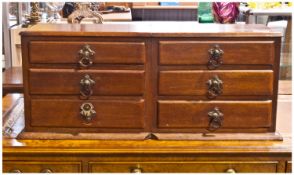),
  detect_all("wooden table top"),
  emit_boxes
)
[21,22,282,37]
